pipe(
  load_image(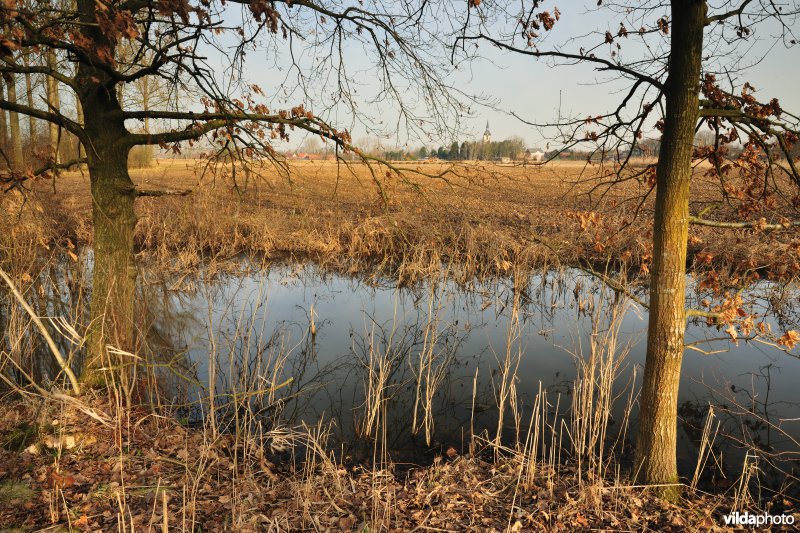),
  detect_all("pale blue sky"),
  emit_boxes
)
[204,1,800,151]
